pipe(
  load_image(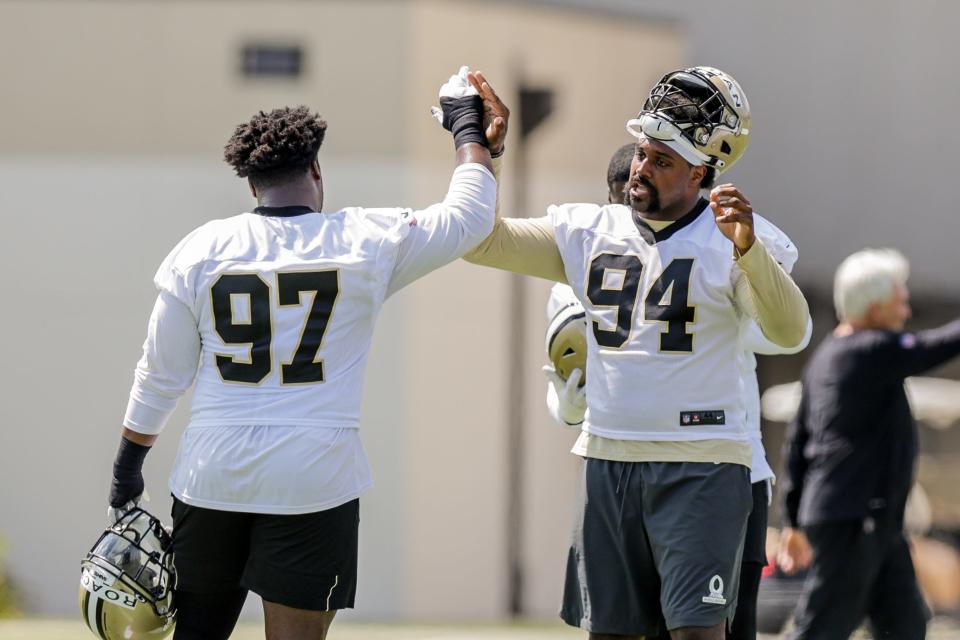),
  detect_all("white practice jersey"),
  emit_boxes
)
[549,199,796,443]
[546,281,583,322]
[124,163,495,513]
